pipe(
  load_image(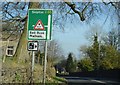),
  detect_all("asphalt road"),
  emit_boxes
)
[62,76,120,85]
